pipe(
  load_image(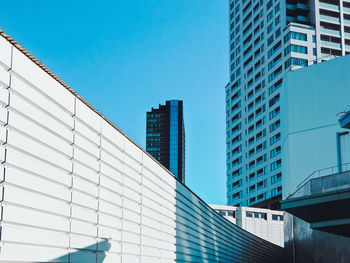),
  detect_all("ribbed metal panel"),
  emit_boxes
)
[0,33,283,262]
